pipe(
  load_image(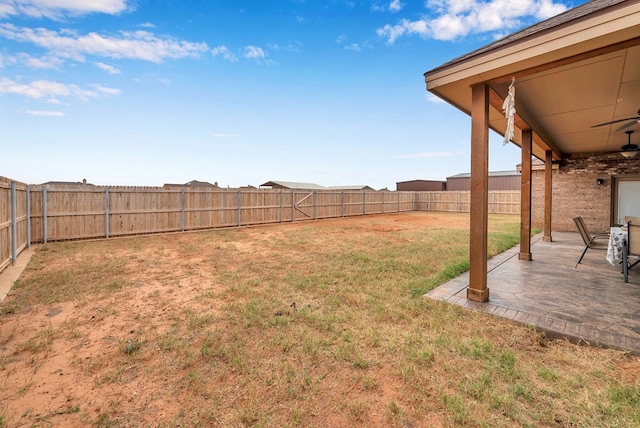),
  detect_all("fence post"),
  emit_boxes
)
[237,189,242,226]
[280,189,283,223]
[26,185,31,248]
[10,182,16,264]
[181,189,185,232]
[458,192,461,212]
[105,188,110,238]
[341,191,345,217]
[382,191,385,214]
[291,190,295,223]
[43,187,48,244]
[398,192,400,213]
[491,191,496,214]
[314,191,317,220]
[428,192,431,211]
